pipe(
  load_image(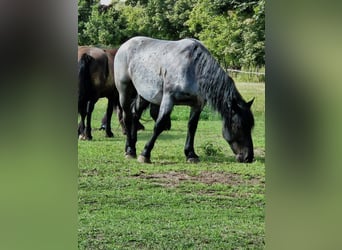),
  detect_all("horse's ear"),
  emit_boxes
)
[247,97,255,108]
